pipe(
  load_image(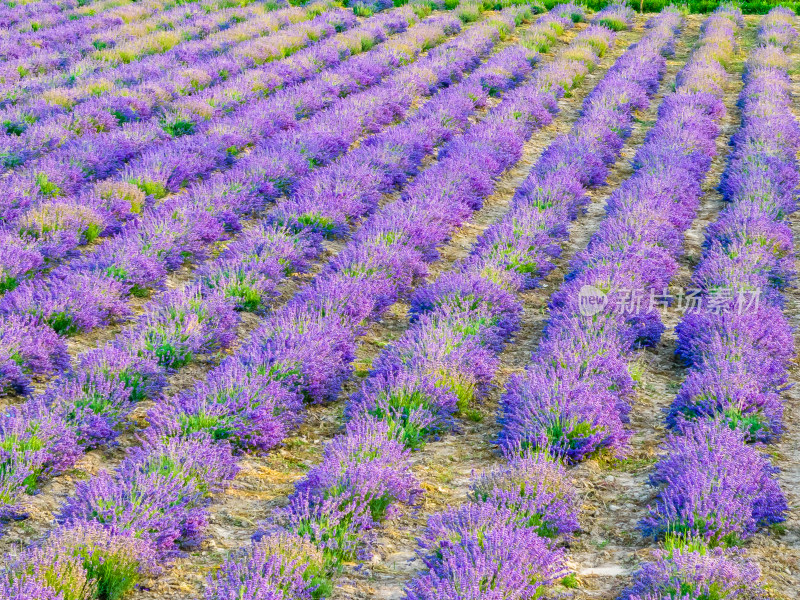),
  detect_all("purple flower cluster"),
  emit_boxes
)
[498,5,710,464]
[206,531,328,600]
[58,434,237,555]
[405,452,576,599]
[623,8,795,598]
[669,7,798,444]
[0,5,417,344]
[3,9,550,596]
[621,540,767,600]
[280,417,421,561]
[398,10,697,597]
[0,399,82,521]
[1,1,254,99]
[271,2,601,564]
[406,516,567,599]
[1,521,160,600]
[0,0,512,527]
[0,327,175,517]
[0,6,403,239]
[591,0,635,32]
[0,314,69,395]
[470,451,580,539]
[0,1,340,167]
[149,6,534,454]
[0,7,446,393]
[206,5,616,595]
[642,421,786,545]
